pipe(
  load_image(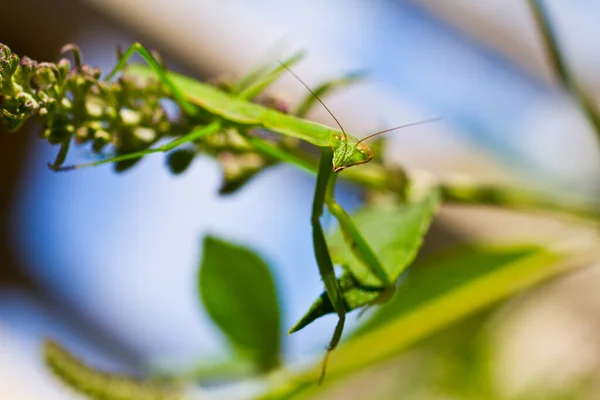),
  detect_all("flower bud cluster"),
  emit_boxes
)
[0,42,173,168]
